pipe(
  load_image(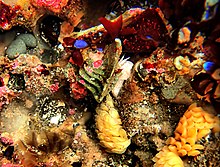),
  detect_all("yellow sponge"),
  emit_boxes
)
[95,95,131,154]
[153,146,184,167]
